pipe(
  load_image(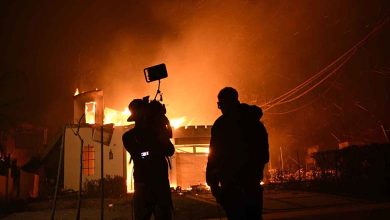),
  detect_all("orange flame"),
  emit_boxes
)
[170,116,187,129]
[85,102,96,124]
[84,101,188,130]
[104,107,132,126]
